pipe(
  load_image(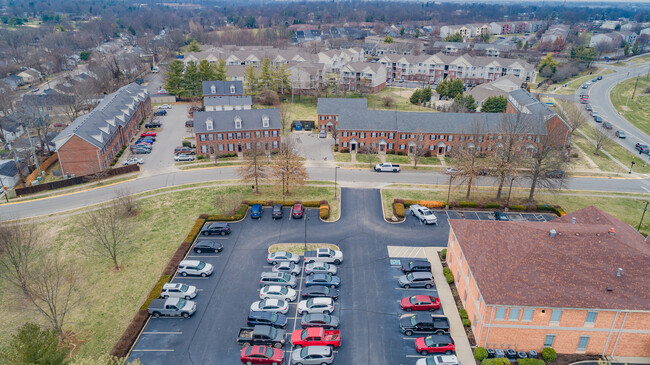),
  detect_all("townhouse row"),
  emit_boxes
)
[440,21,547,39]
